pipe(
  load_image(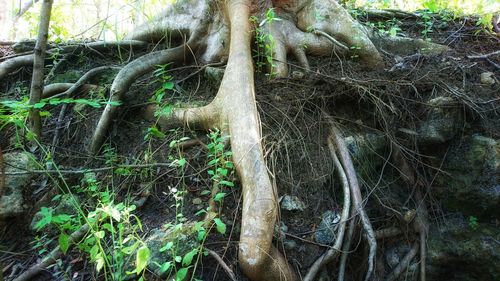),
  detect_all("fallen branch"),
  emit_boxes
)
[13,224,89,281]
[467,50,500,59]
